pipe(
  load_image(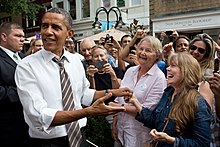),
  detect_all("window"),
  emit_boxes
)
[131,0,141,5]
[56,1,63,8]
[25,16,40,29]
[0,16,12,24]
[69,0,76,20]
[102,0,111,7]
[117,0,125,7]
[82,0,90,18]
